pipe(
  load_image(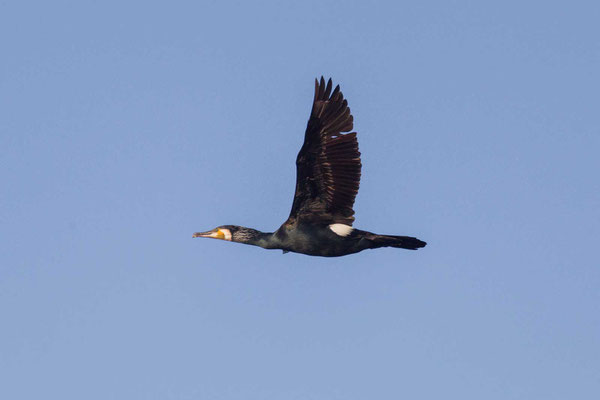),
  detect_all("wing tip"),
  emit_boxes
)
[315,76,342,101]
